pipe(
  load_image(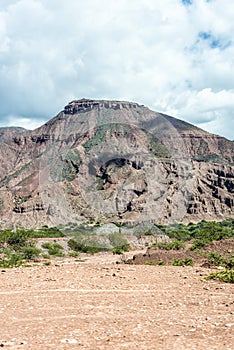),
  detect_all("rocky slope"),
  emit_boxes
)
[0,126,27,142]
[0,99,233,228]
